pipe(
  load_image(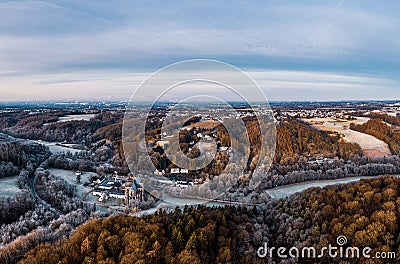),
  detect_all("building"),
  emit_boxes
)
[125,178,145,204]
[157,140,169,148]
[171,168,180,174]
